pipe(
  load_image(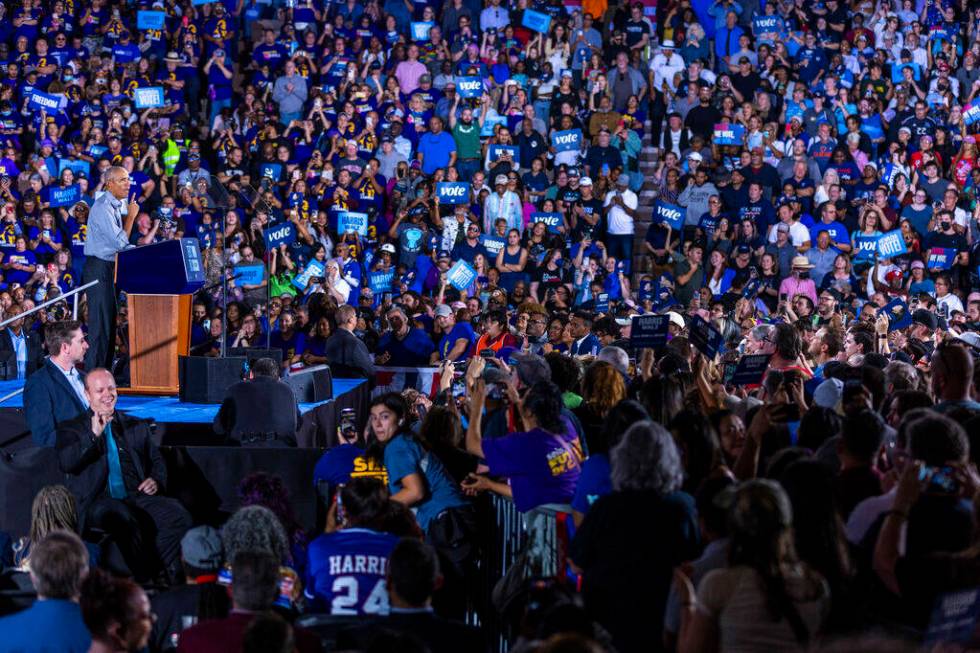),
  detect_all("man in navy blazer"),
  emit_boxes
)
[0,531,92,653]
[568,310,601,357]
[0,305,44,379]
[23,321,90,447]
